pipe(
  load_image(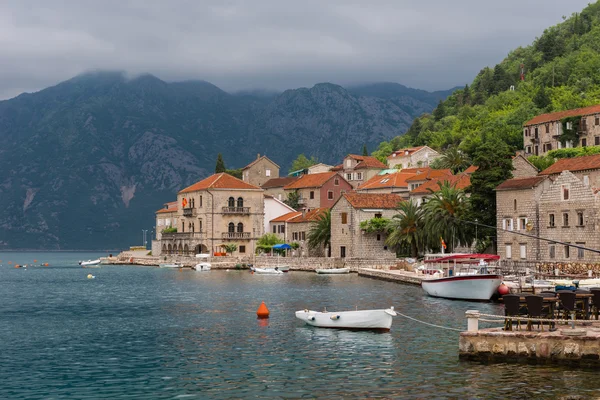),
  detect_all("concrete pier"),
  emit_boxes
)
[357,268,424,286]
